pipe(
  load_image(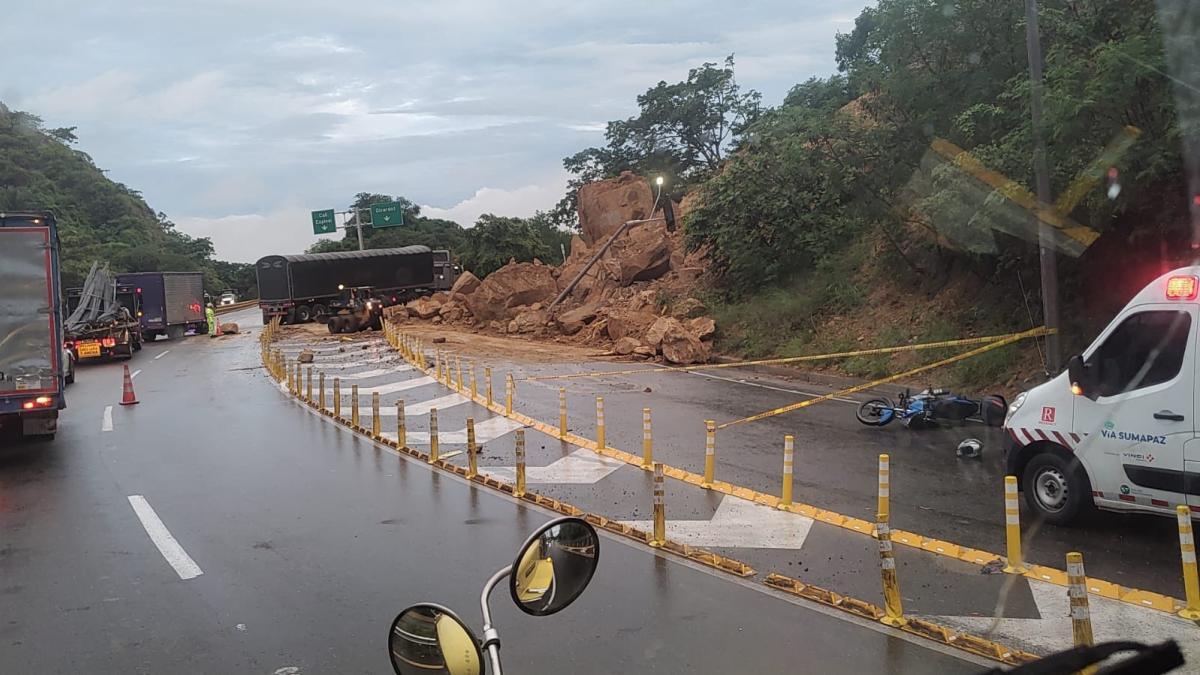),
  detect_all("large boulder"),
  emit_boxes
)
[671,297,707,319]
[604,310,658,342]
[643,316,685,351]
[556,304,599,335]
[661,326,708,365]
[601,222,671,286]
[577,171,654,246]
[450,270,481,296]
[467,262,557,322]
[219,322,239,335]
[688,316,716,341]
[507,308,548,334]
[383,305,409,322]
[613,336,640,355]
[407,296,442,320]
